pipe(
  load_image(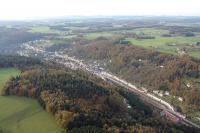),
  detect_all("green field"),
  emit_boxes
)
[117,28,200,58]
[0,68,20,92]
[83,28,200,58]
[0,96,61,133]
[189,51,200,59]
[128,36,200,57]
[127,28,169,36]
[85,32,114,40]
[0,68,61,133]
[129,36,200,46]
[29,26,59,34]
